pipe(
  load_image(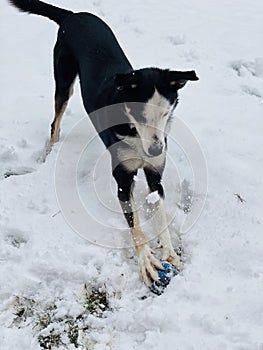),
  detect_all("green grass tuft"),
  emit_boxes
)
[38,332,62,349]
[82,284,110,317]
